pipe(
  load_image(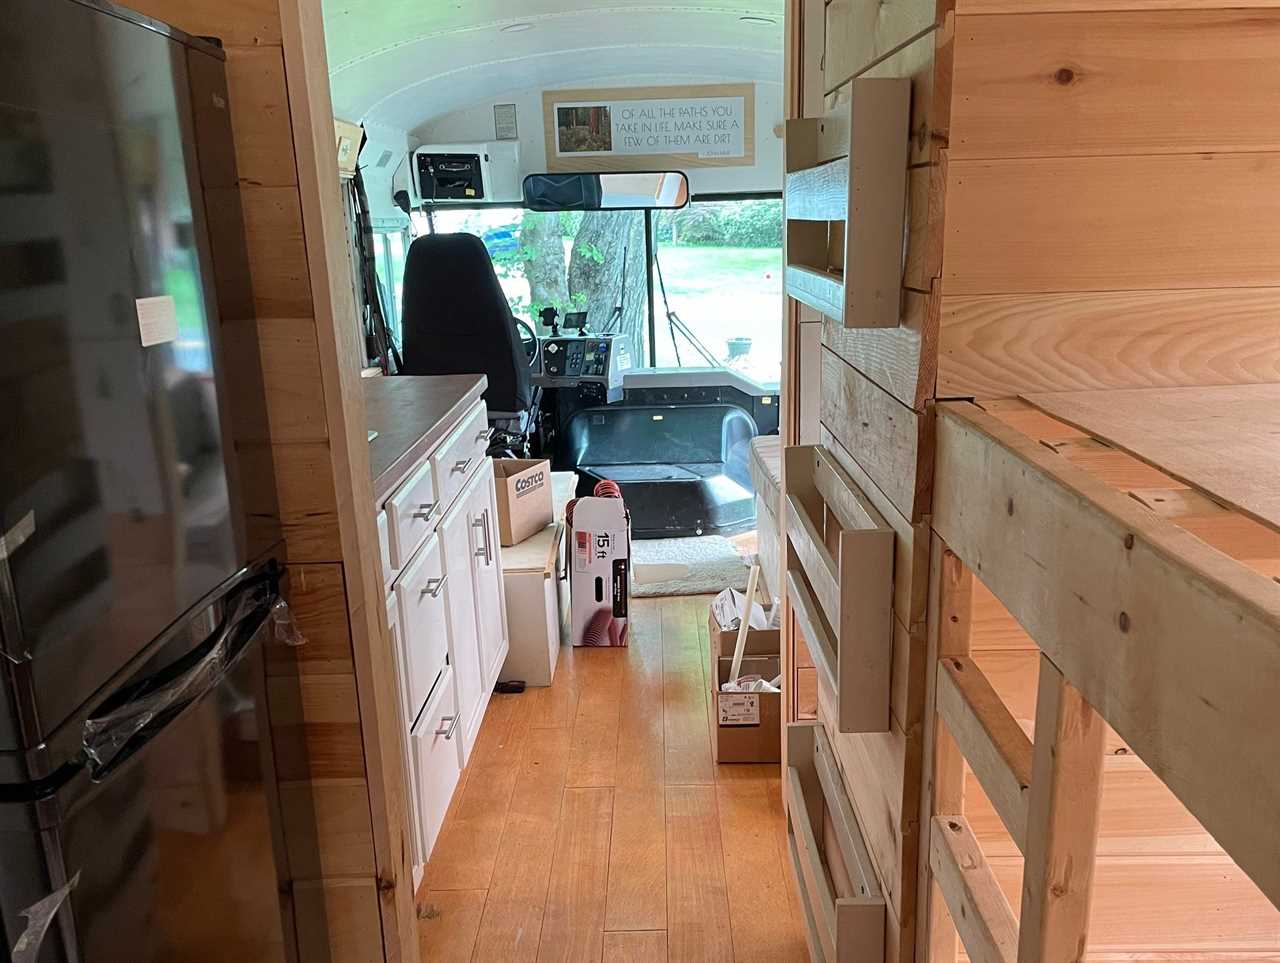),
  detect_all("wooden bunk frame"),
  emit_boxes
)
[921,398,1280,961]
